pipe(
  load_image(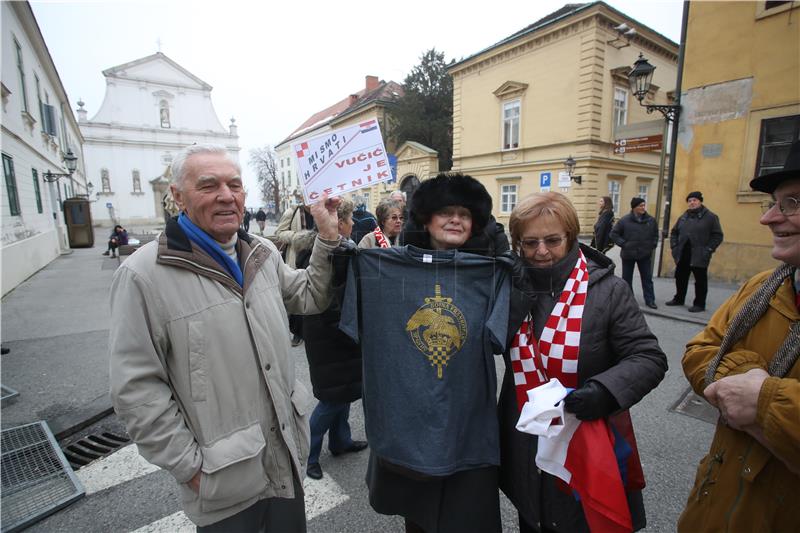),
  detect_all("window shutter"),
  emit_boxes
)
[43,104,57,136]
